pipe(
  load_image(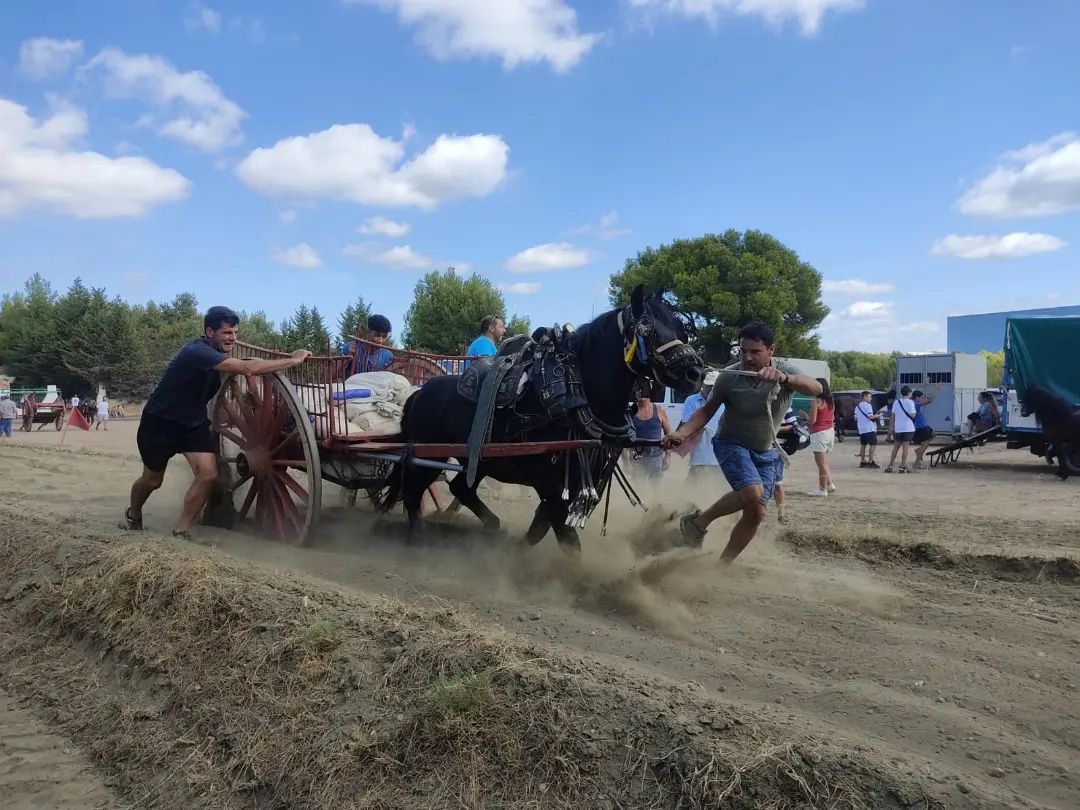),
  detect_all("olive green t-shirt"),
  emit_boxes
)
[707,359,802,453]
